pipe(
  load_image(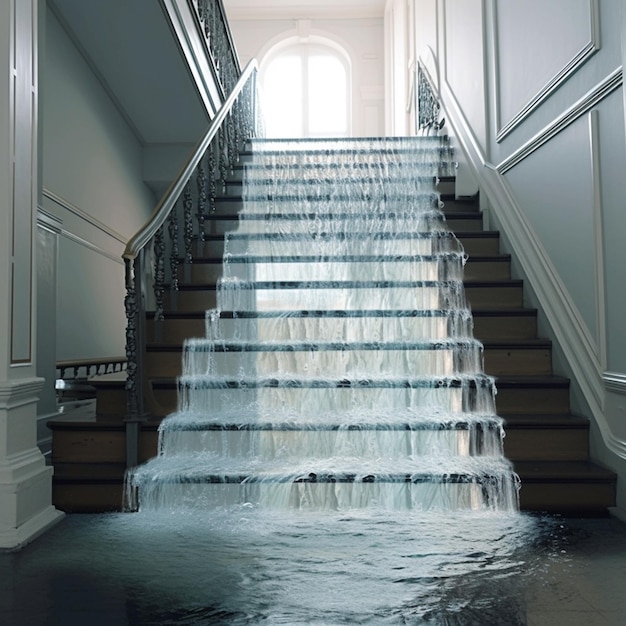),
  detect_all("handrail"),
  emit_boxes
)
[122,56,262,473]
[123,58,258,263]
